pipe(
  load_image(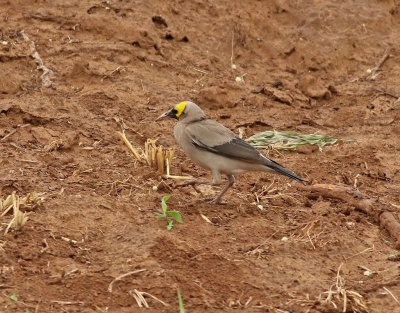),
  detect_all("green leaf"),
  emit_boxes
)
[161,195,171,212]
[10,294,18,301]
[154,212,166,219]
[167,211,182,223]
[167,220,174,230]
[177,290,185,313]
